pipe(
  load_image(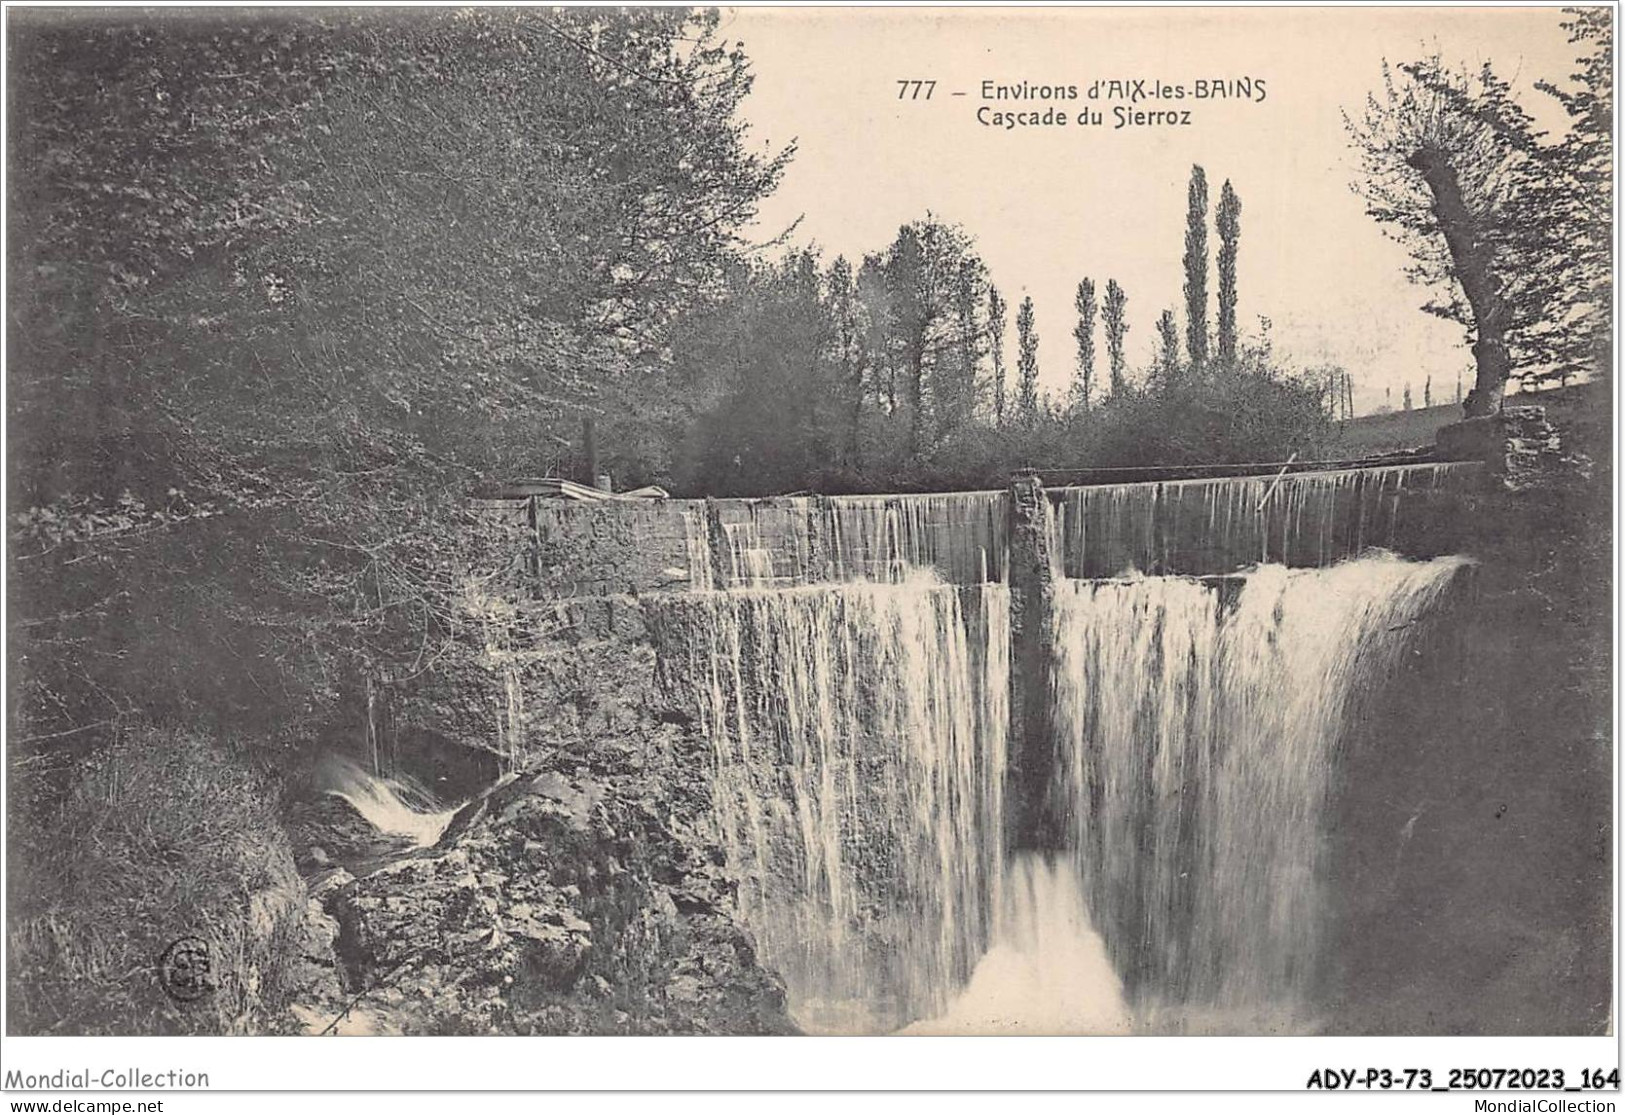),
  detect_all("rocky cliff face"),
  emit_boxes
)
[284,639,796,1036]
